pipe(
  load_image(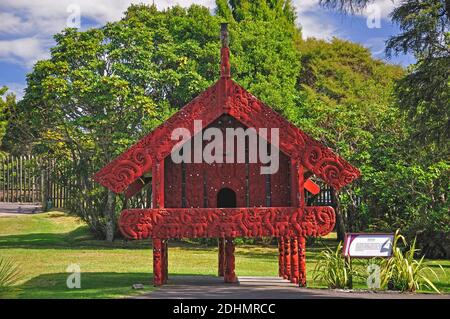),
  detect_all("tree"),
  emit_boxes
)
[216,0,301,116]
[320,0,449,155]
[0,87,15,154]
[296,38,404,240]
[386,0,449,157]
[7,3,301,240]
[318,0,450,257]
